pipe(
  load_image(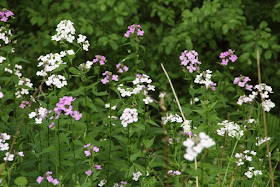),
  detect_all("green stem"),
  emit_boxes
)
[222,139,239,186]
[70,119,77,182]
[57,120,61,172]
[107,89,112,183]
